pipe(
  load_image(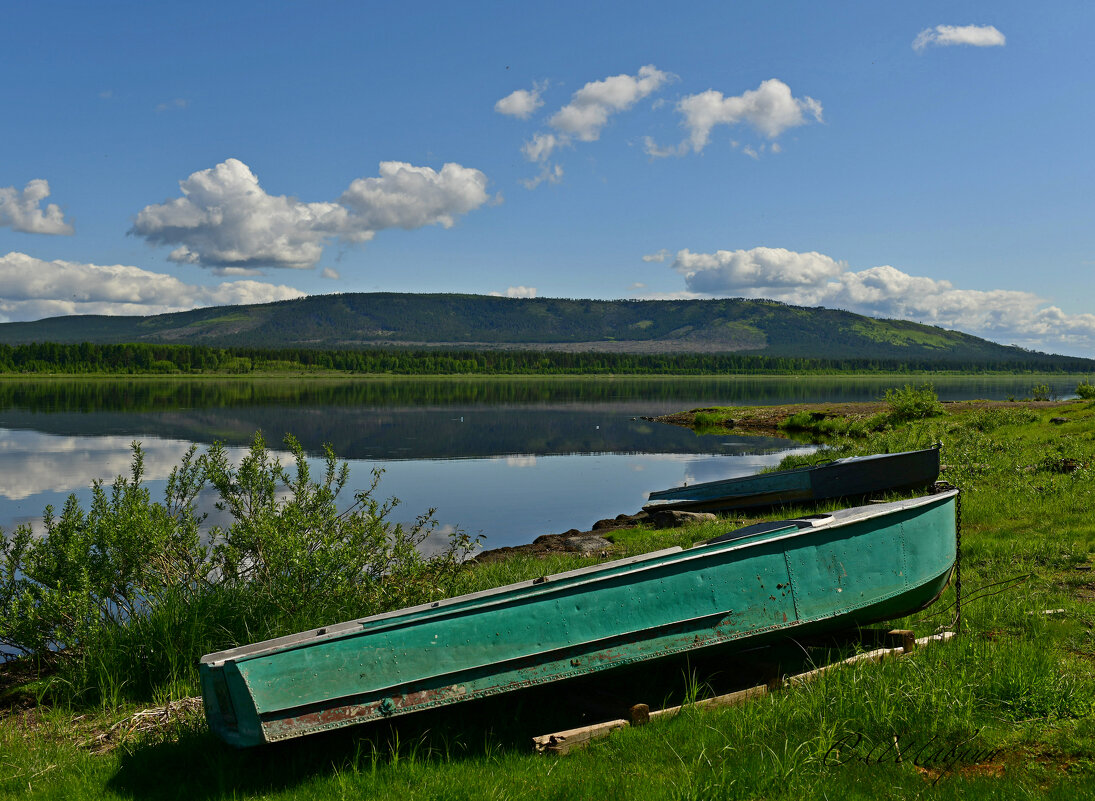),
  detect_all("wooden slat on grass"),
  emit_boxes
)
[533,631,955,755]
